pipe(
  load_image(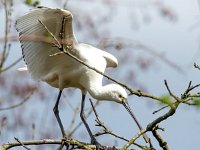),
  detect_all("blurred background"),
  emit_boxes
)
[0,0,200,149]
